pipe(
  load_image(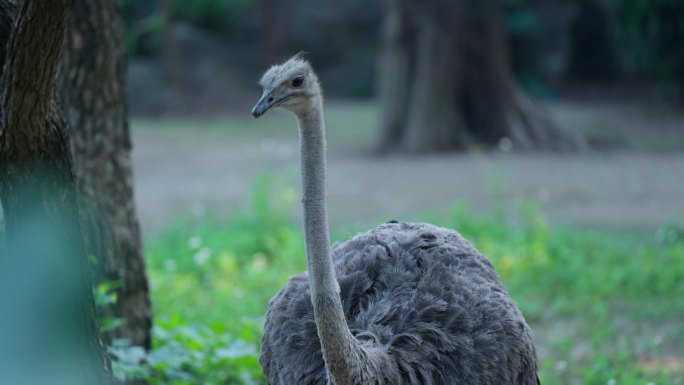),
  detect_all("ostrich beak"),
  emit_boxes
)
[251,92,273,118]
[252,91,296,118]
